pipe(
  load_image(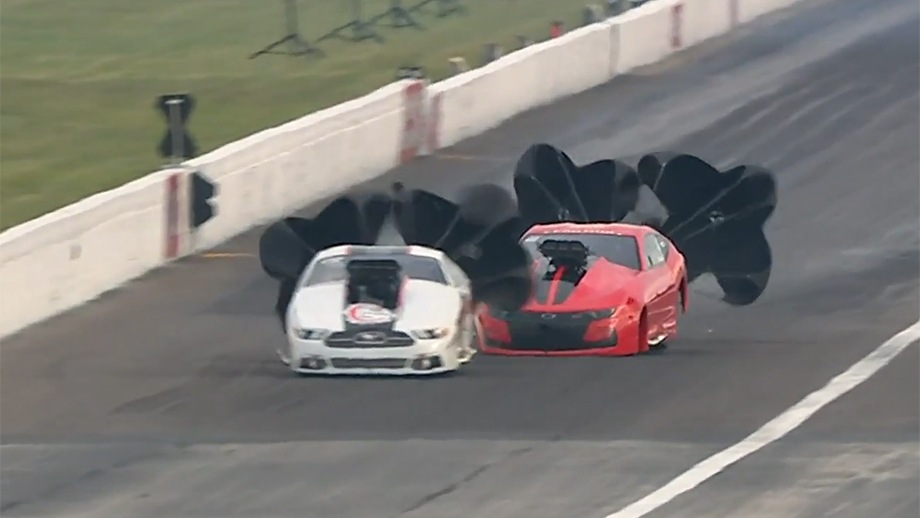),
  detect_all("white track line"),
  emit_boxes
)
[604,320,920,518]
